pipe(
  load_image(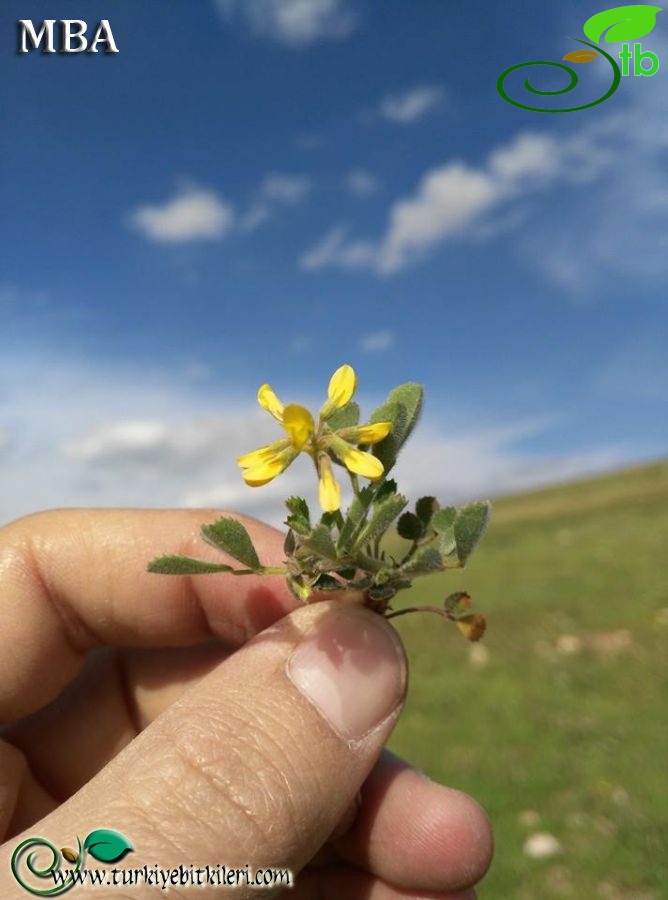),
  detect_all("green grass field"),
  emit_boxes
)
[388,461,668,899]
